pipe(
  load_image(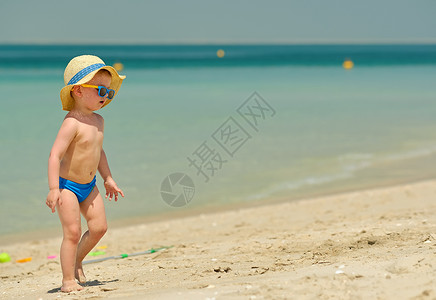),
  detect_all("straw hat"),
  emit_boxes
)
[60,55,126,111]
